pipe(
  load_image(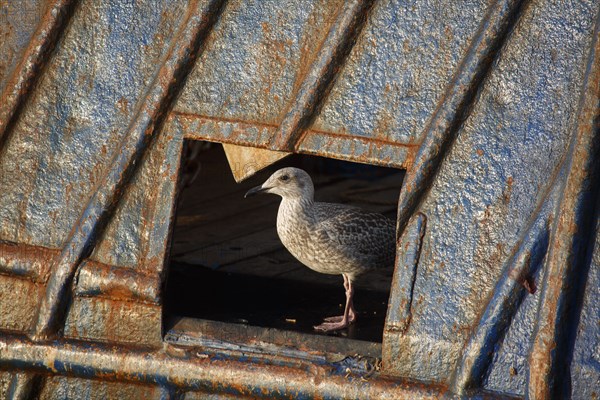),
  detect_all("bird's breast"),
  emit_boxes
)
[276,207,360,276]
